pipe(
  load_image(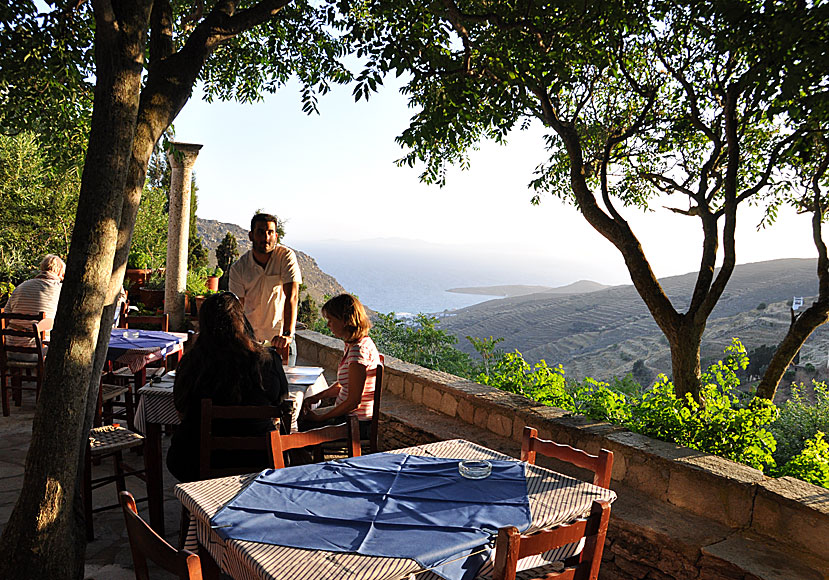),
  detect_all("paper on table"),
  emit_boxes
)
[285,366,324,376]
